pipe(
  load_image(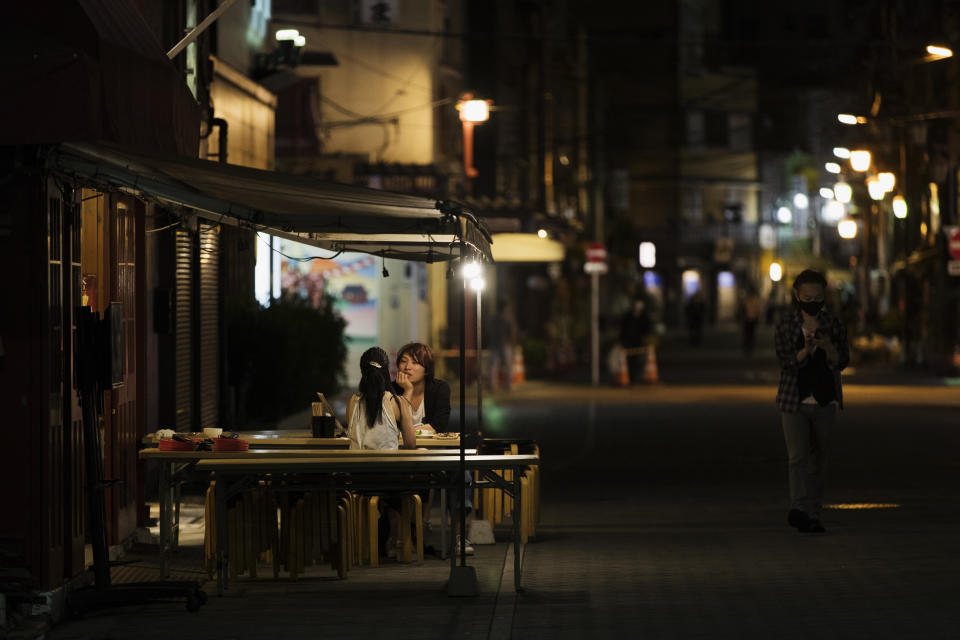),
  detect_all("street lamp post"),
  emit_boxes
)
[457,95,491,195]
